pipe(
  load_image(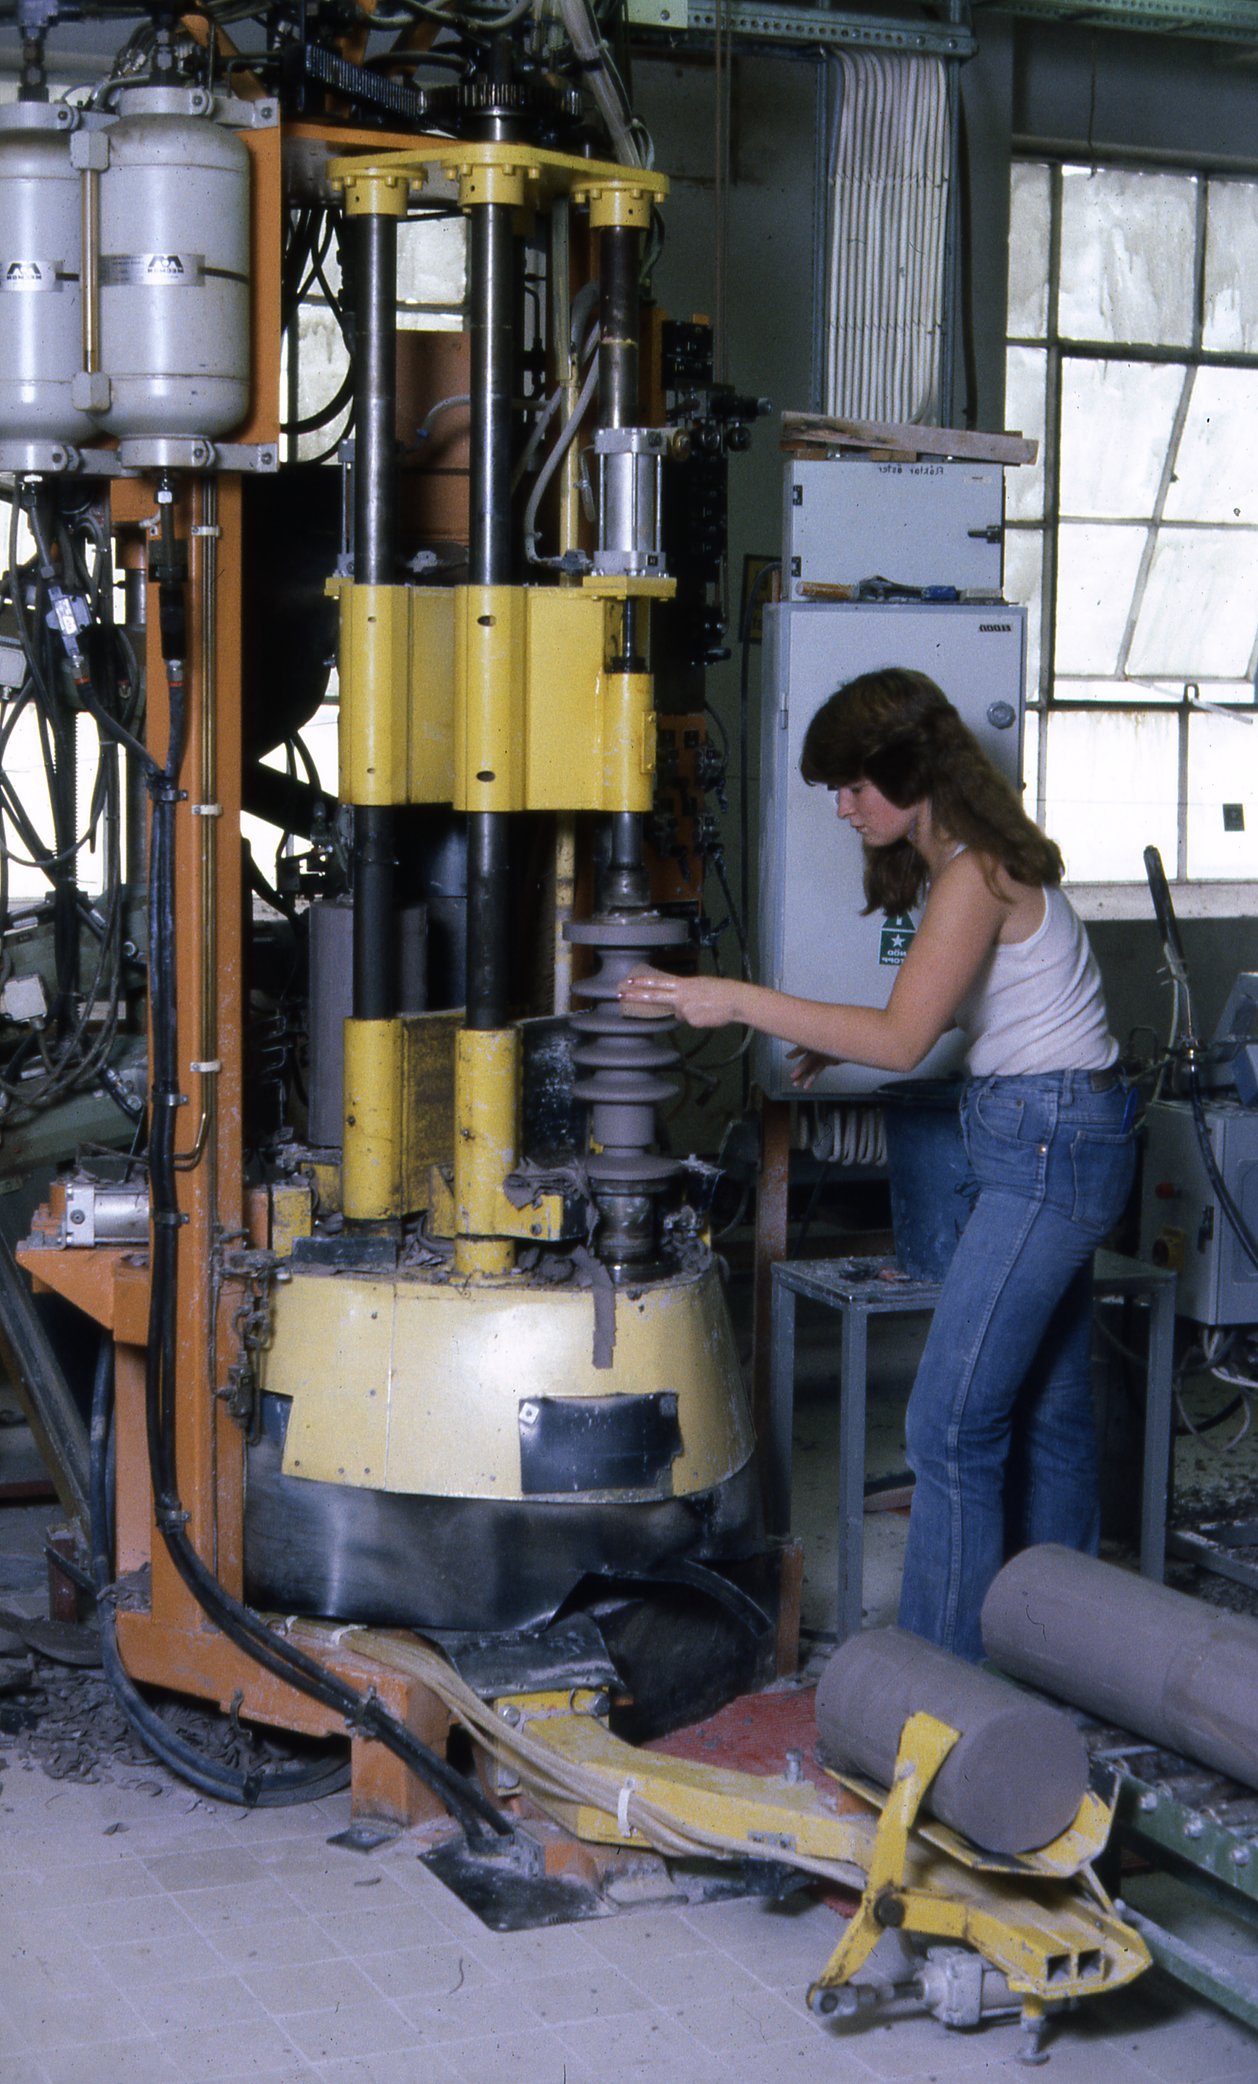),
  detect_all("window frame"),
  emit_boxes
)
[1007,150,1258,908]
